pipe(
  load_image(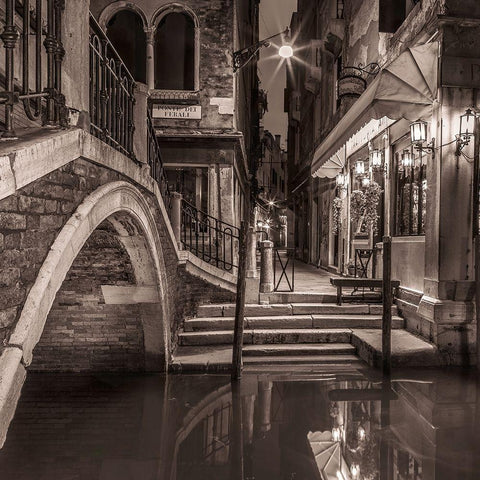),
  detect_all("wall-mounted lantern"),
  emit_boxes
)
[410,120,435,157]
[354,160,365,177]
[456,108,476,156]
[369,148,386,173]
[401,149,414,169]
